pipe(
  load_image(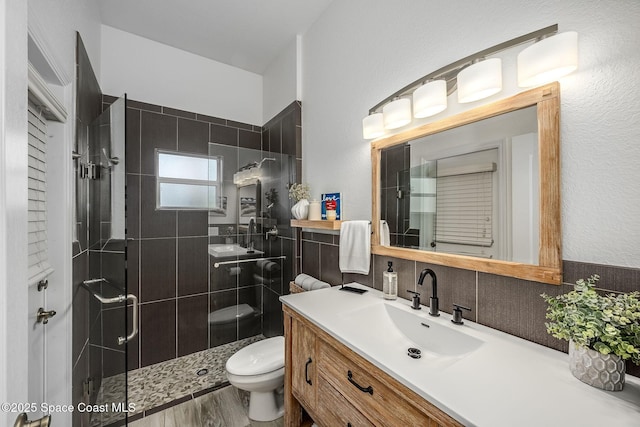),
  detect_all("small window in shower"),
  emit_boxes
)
[156,151,223,210]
